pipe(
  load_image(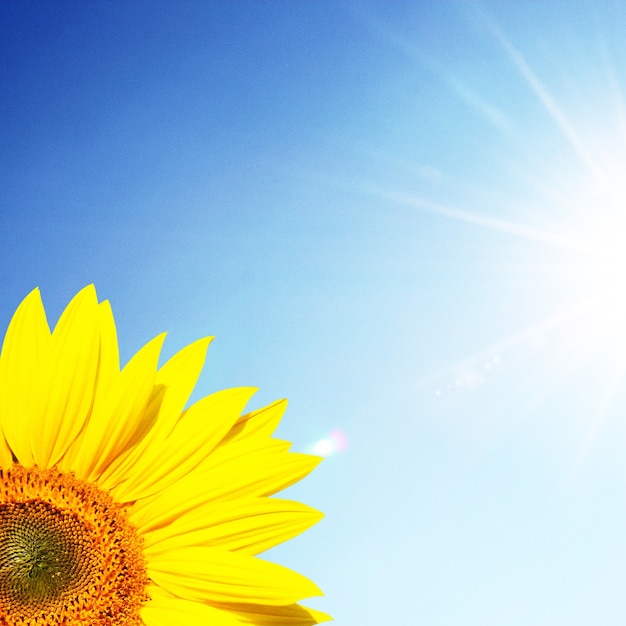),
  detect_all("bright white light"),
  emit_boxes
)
[309,429,349,457]
[556,220,626,350]
[312,439,334,457]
